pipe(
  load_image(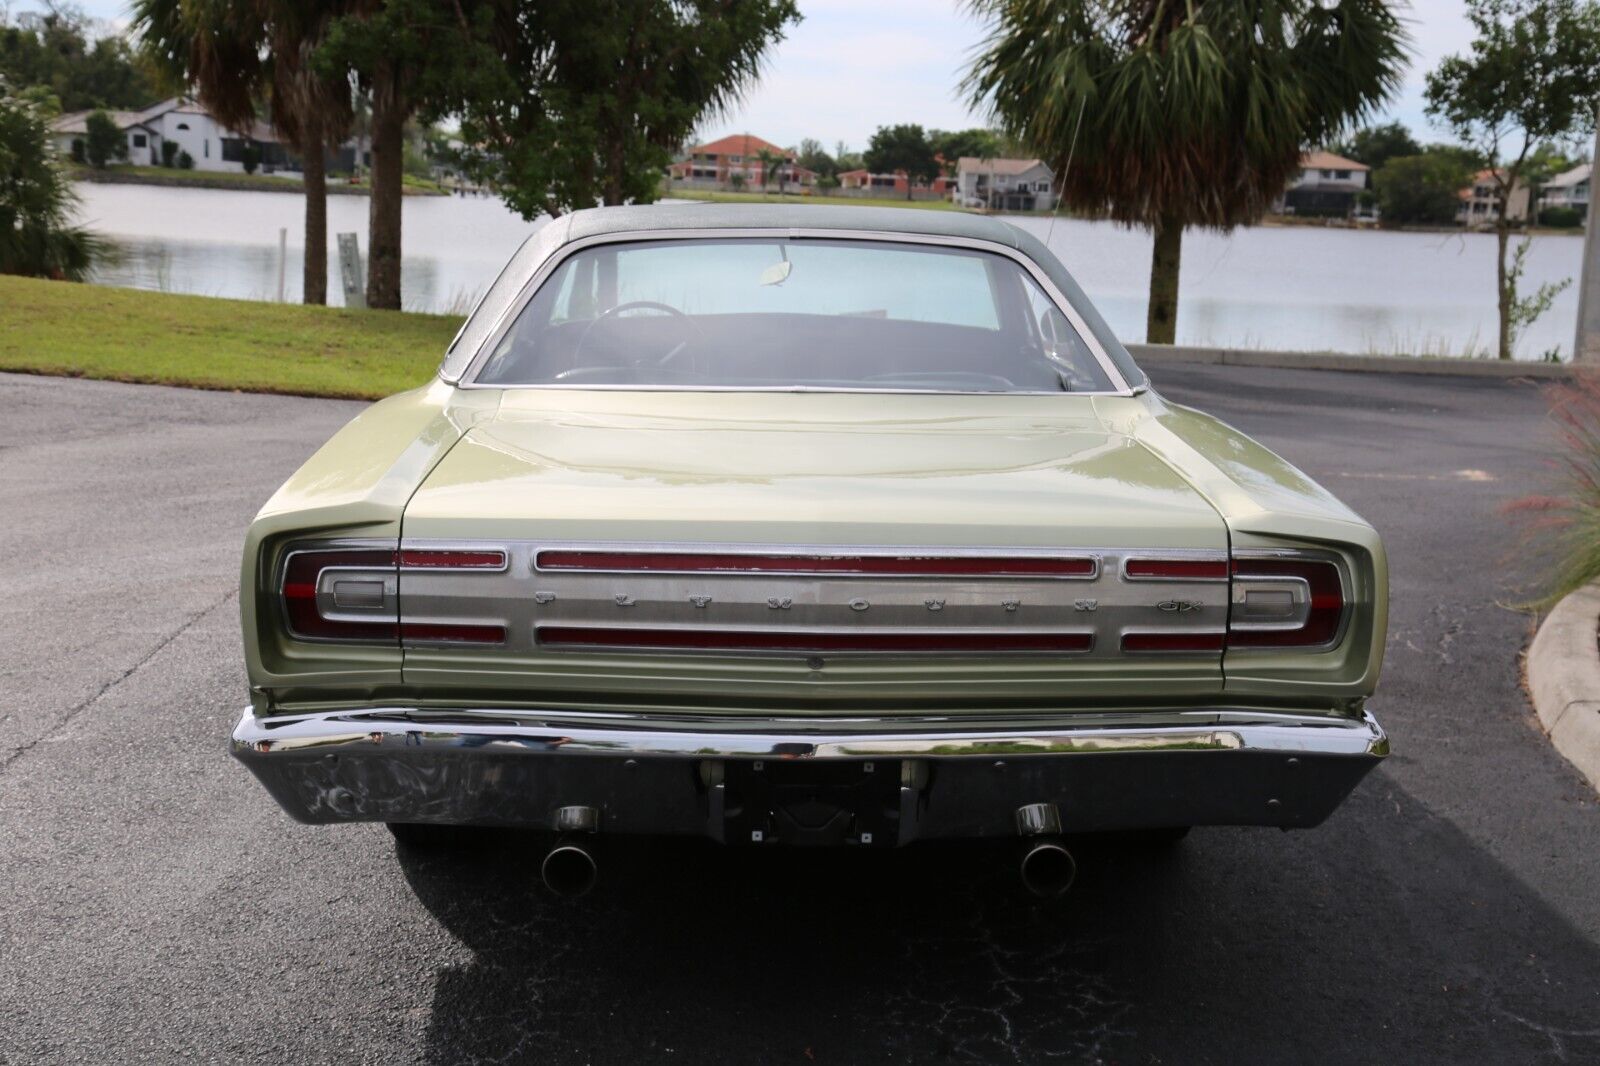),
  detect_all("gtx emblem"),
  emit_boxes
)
[849,598,870,612]
[925,598,945,612]
[767,597,793,610]
[689,595,712,608]
[1157,599,1202,613]
[1074,599,1098,612]
[614,594,637,607]
[533,591,556,604]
